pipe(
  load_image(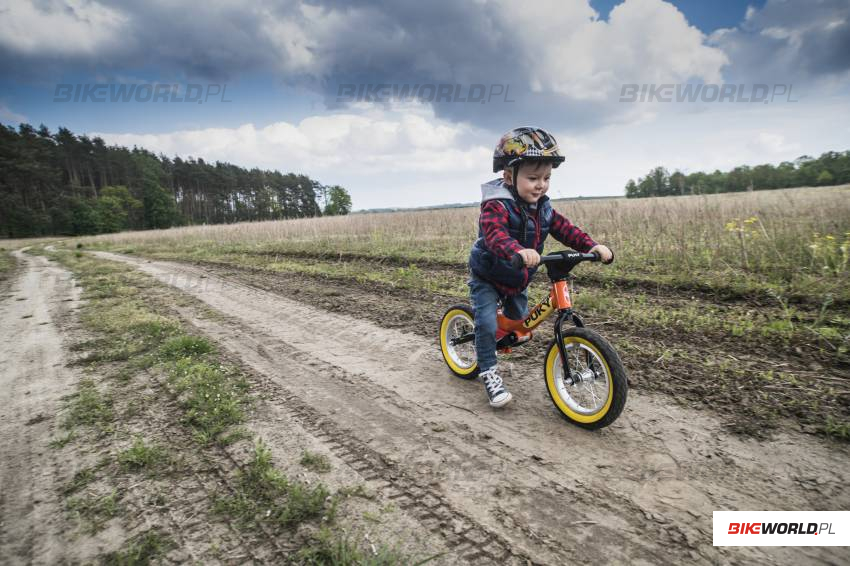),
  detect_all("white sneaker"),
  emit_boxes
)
[480,367,513,408]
